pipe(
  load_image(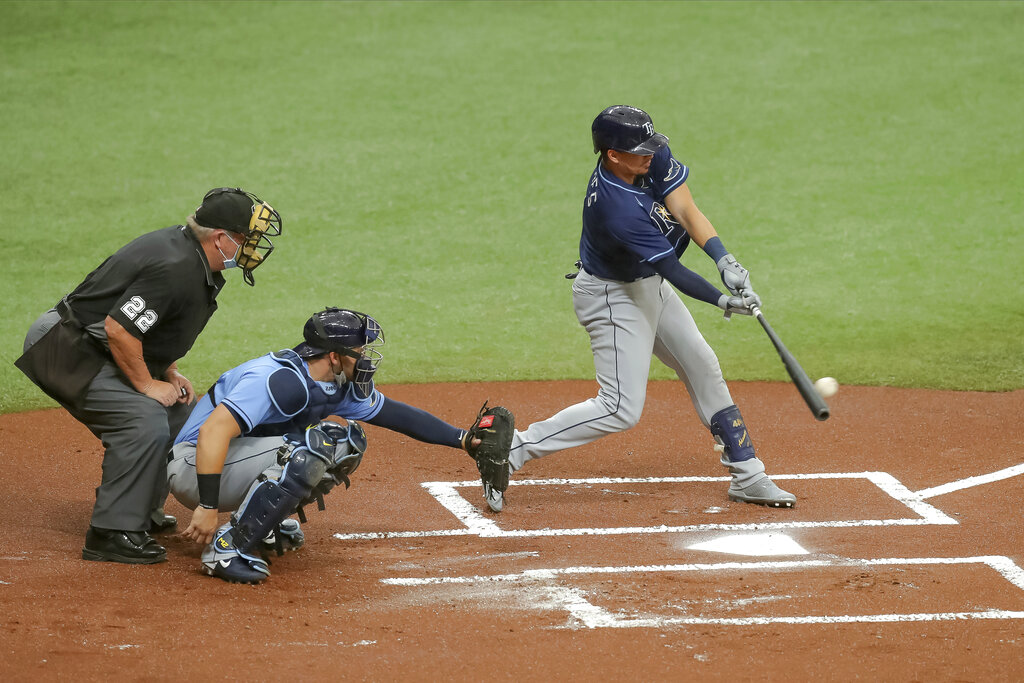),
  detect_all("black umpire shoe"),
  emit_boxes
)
[82,526,167,564]
[149,512,177,534]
